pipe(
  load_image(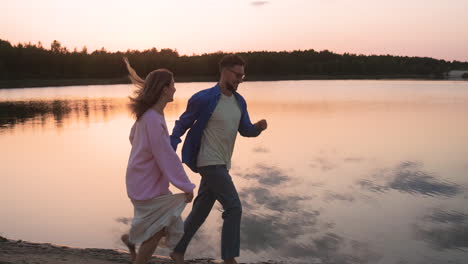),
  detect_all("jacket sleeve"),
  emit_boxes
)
[170,94,202,151]
[238,98,262,137]
[146,119,196,193]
